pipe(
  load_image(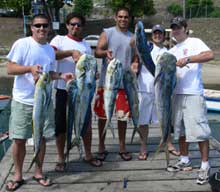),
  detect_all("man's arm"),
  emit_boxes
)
[95,32,112,60]
[176,50,214,68]
[55,50,81,62]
